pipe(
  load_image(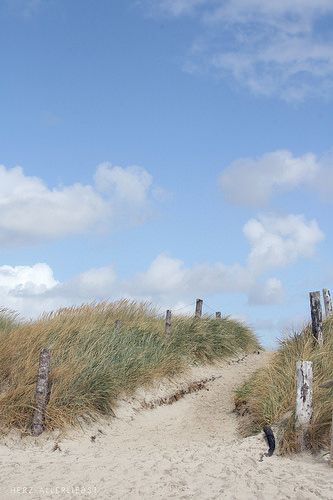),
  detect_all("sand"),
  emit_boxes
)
[1,352,332,500]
